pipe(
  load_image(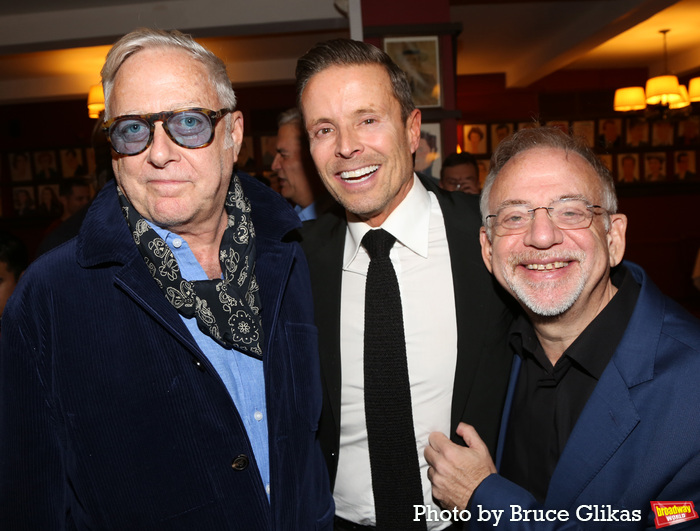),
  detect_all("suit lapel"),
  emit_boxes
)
[113,255,203,357]
[546,363,640,507]
[301,212,347,441]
